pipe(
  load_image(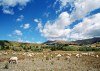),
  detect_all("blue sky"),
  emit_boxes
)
[0,0,100,43]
